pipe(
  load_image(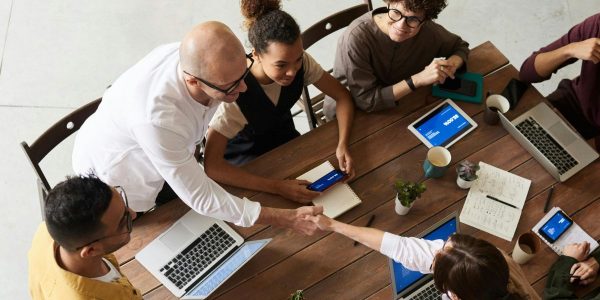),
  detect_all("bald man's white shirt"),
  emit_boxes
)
[72,43,261,227]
